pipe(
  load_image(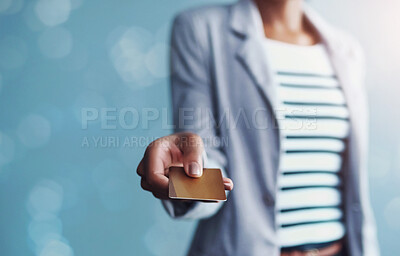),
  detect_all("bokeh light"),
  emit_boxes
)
[26,180,74,256]
[145,43,169,78]
[109,26,157,87]
[28,216,63,248]
[17,114,51,148]
[38,27,73,59]
[39,239,74,256]
[35,0,71,27]
[27,180,63,217]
